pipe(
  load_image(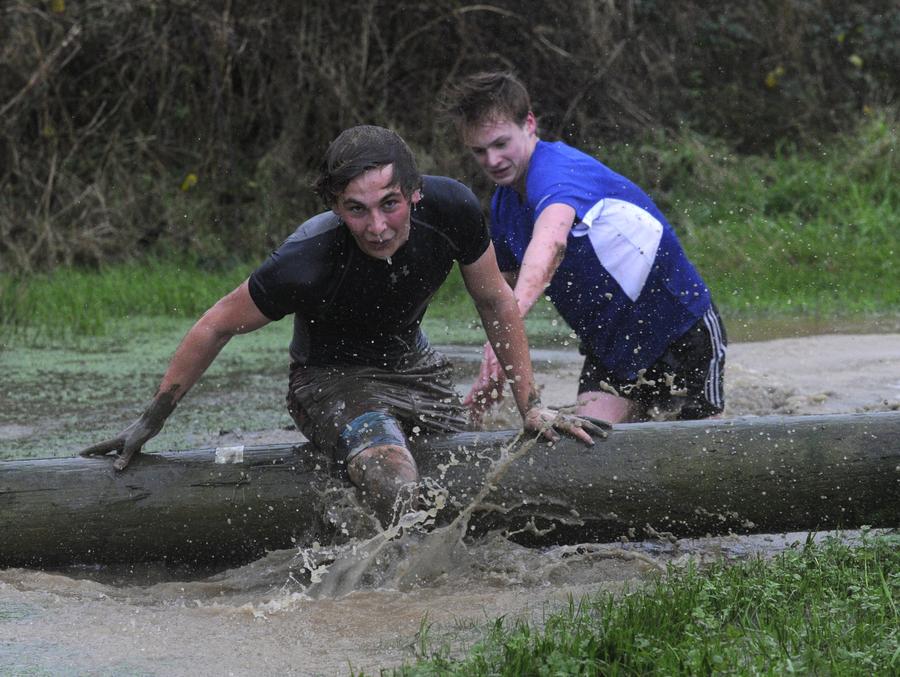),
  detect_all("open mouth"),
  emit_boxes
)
[490,166,512,179]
